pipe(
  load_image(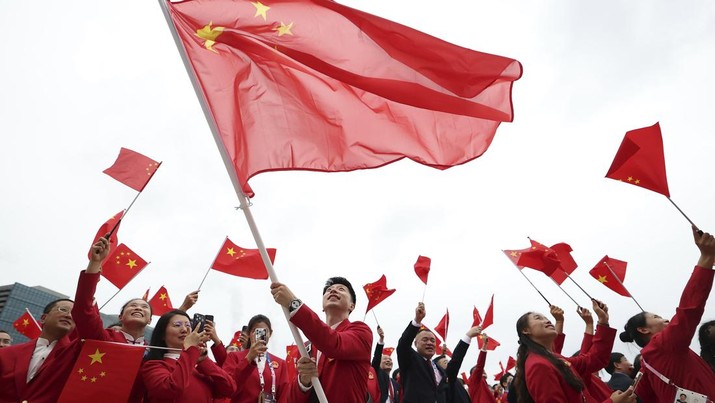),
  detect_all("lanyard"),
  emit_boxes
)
[257,354,277,395]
